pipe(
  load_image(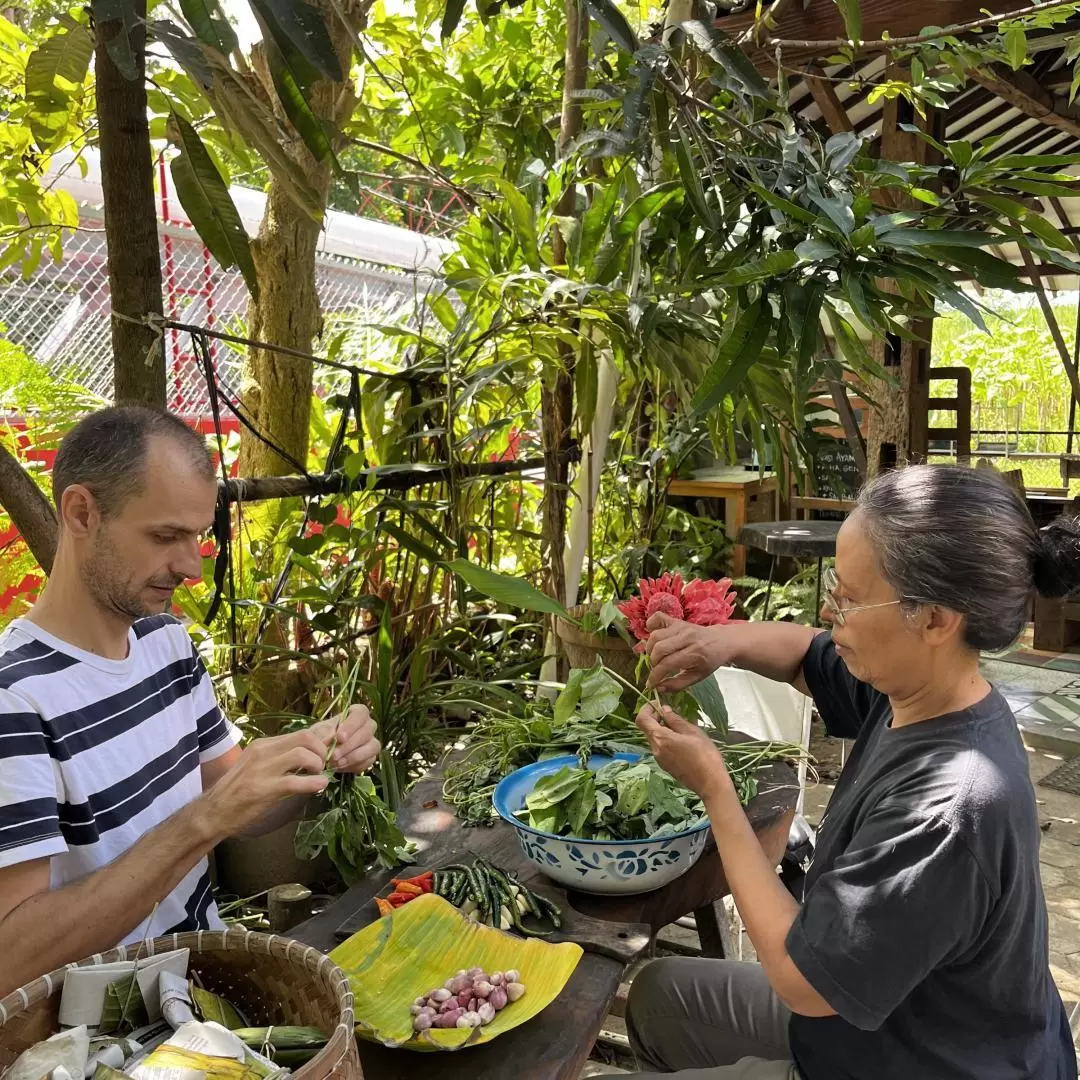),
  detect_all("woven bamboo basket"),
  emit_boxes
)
[0,930,360,1080]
